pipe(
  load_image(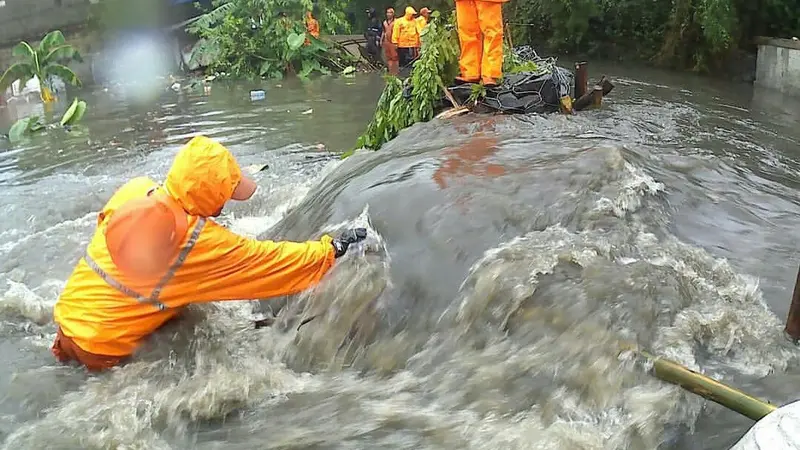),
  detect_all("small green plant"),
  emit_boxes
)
[0,30,82,103]
[352,11,460,152]
[467,83,487,104]
[502,40,542,75]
